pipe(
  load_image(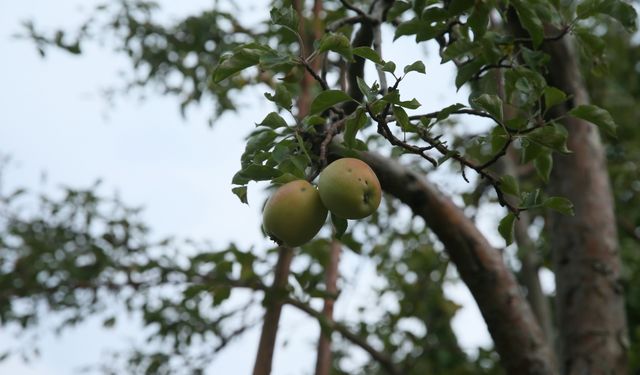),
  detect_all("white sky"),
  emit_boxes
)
[0,1,511,374]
